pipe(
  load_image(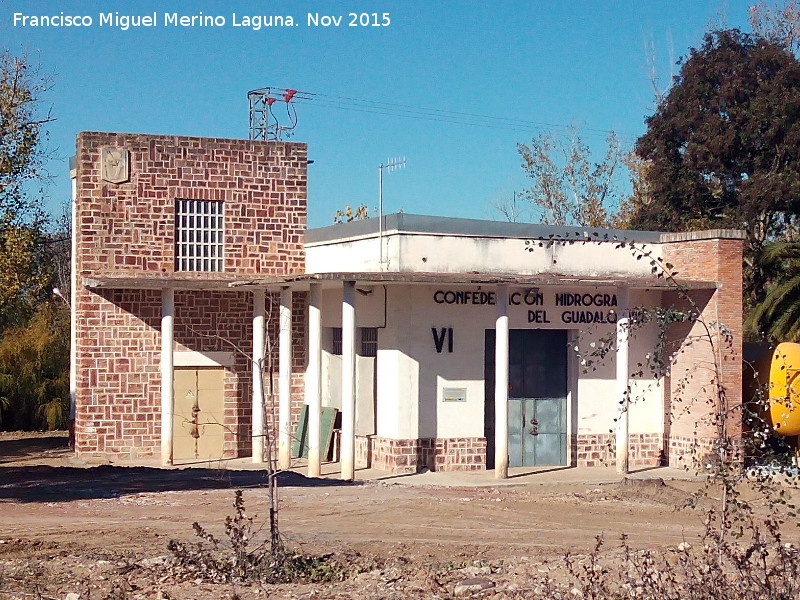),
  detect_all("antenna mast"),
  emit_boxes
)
[248,88,274,140]
[378,157,406,270]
